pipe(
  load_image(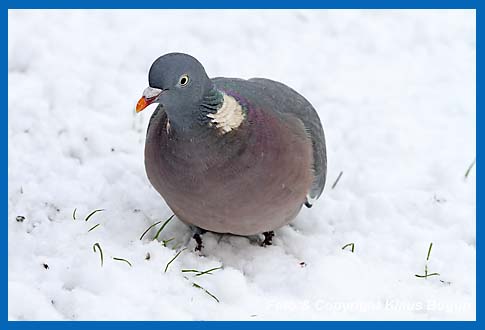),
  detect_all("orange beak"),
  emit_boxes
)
[135,87,163,113]
[136,96,151,113]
